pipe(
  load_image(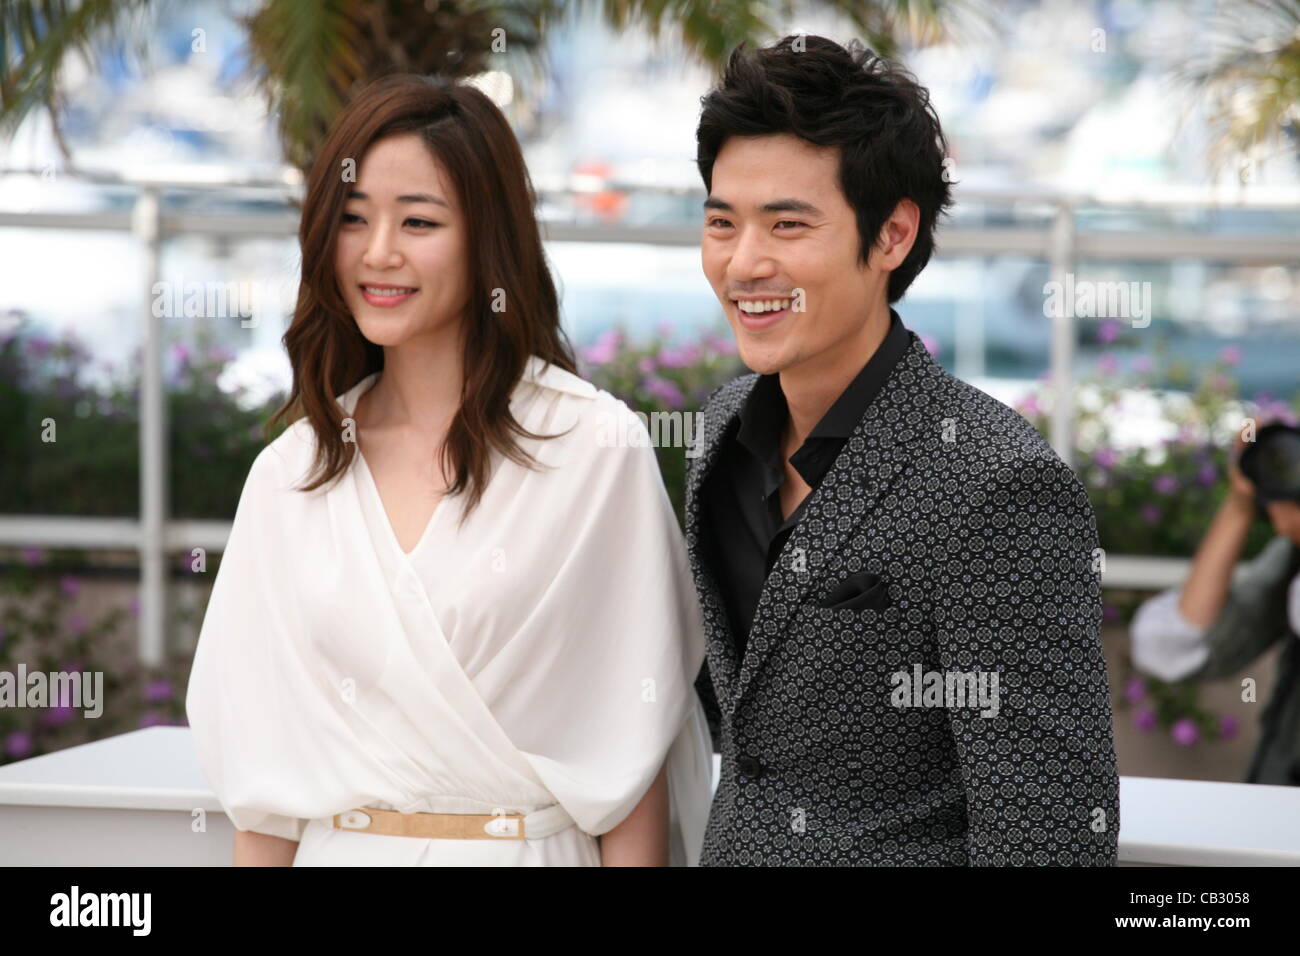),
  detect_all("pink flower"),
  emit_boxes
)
[1171,717,1199,747]
[637,356,656,374]
[40,705,75,728]
[20,547,46,567]
[1093,447,1117,469]
[1218,345,1241,366]
[579,329,622,366]
[1017,394,1041,417]
[1153,474,1178,496]
[1134,708,1158,732]
[145,680,174,703]
[4,731,33,759]
[1097,353,1119,375]
[1218,714,1239,740]
[1132,355,1152,375]
[1123,676,1146,703]
[644,376,685,408]
[1098,319,1121,344]
[59,574,80,598]
[656,344,701,368]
